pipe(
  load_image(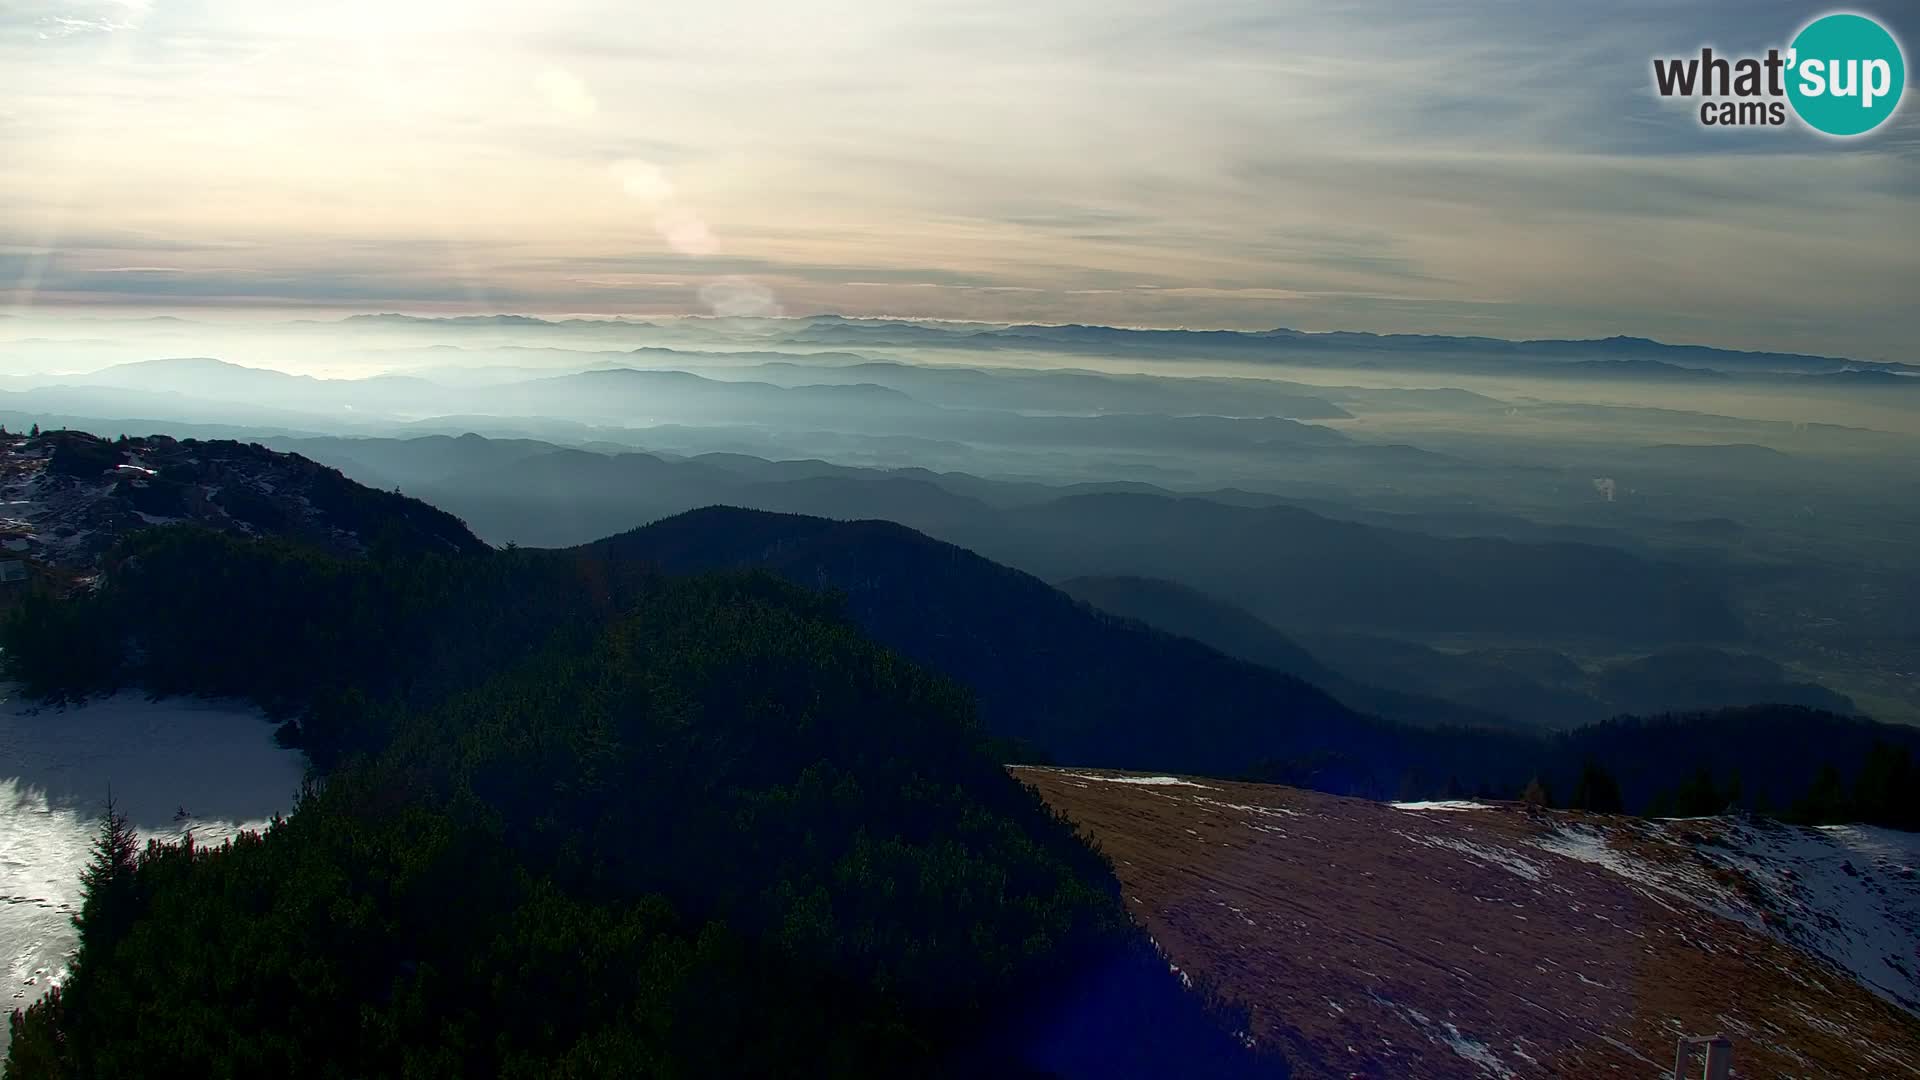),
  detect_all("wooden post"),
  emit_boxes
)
[1673,1035,1732,1079]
